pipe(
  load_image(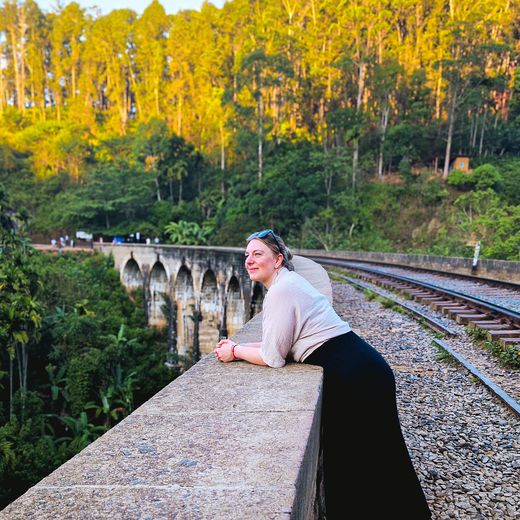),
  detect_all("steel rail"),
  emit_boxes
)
[312,256,520,323]
[331,272,458,337]
[329,270,520,418]
[432,339,520,417]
